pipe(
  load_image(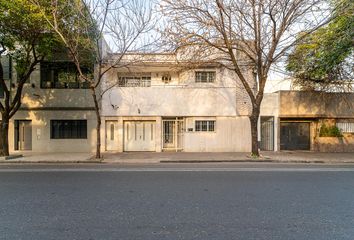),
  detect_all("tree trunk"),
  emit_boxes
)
[91,87,101,159]
[249,107,260,157]
[1,116,10,156]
